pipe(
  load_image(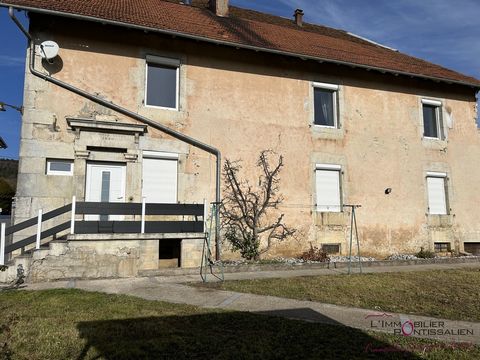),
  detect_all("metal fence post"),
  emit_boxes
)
[141,197,146,234]
[70,195,76,235]
[203,198,207,233]
[36,209,43,250]
[0,223,5,265]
